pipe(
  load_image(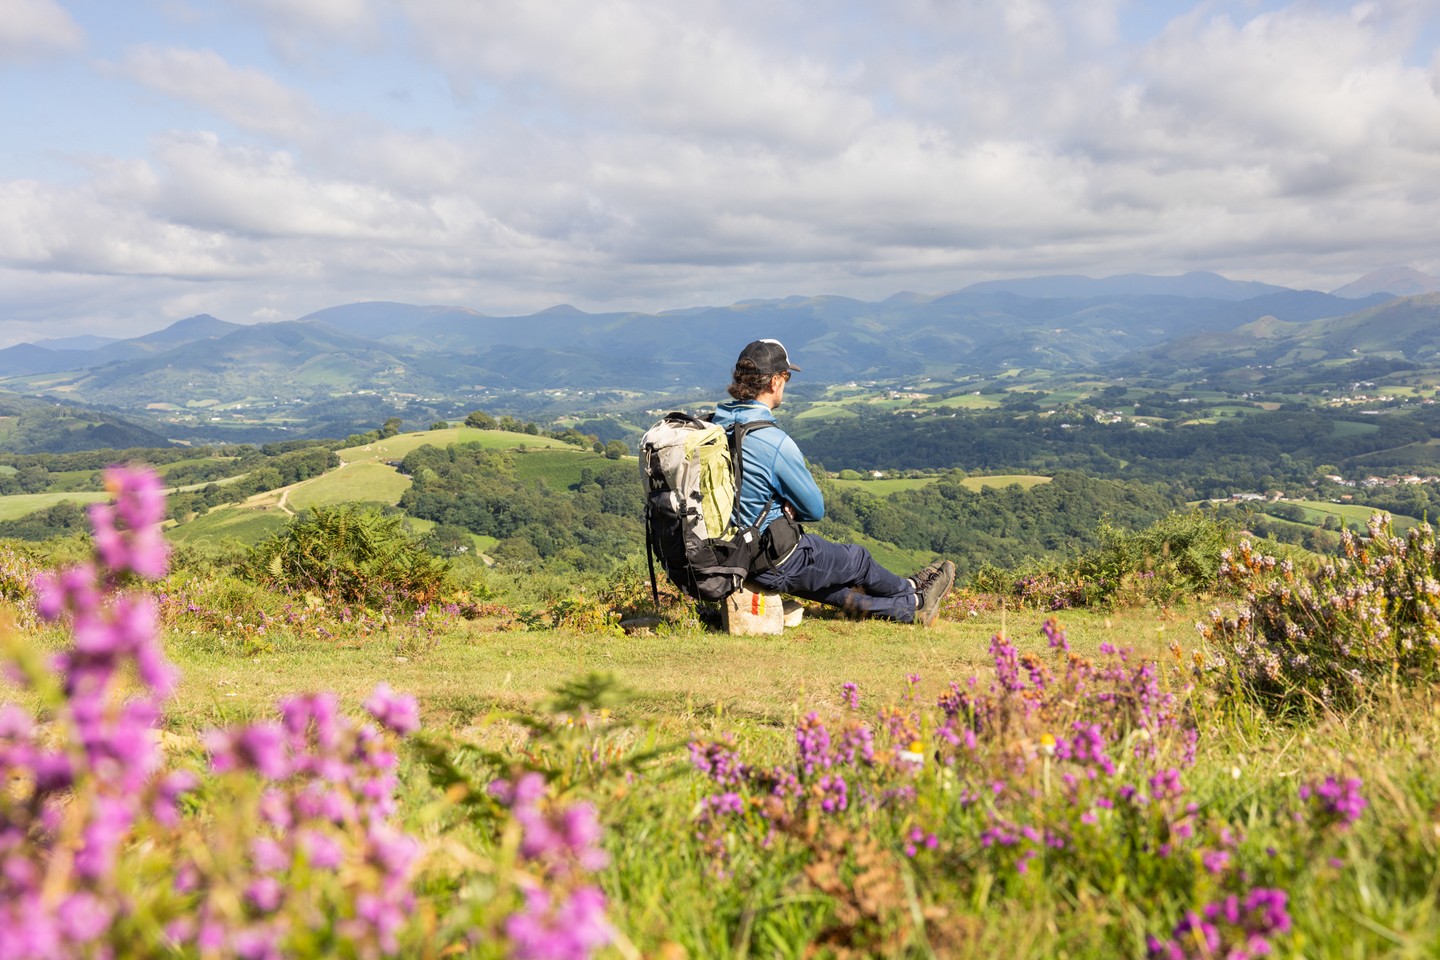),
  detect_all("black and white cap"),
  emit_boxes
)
[735,339,802,377]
